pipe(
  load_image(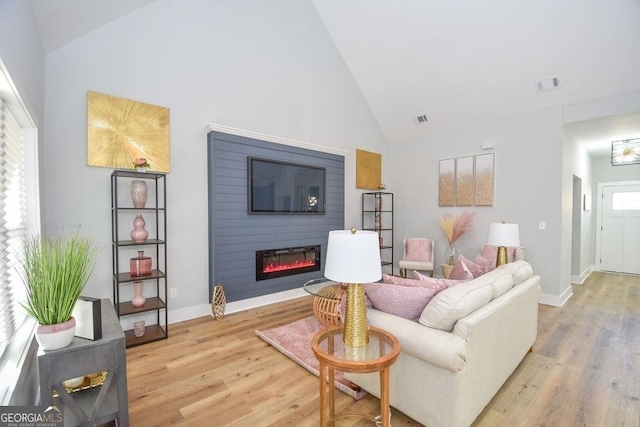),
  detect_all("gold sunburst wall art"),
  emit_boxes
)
[87,91,170,172]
